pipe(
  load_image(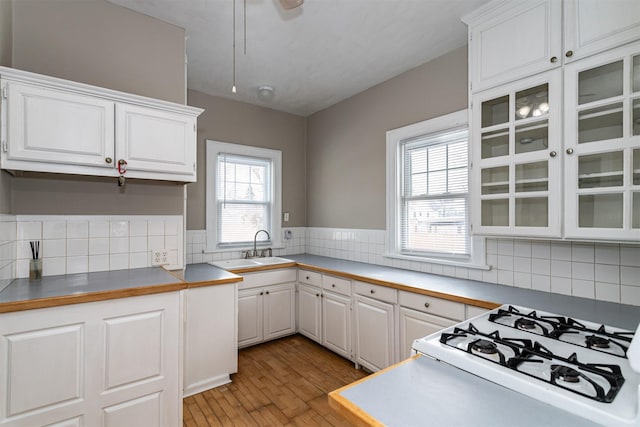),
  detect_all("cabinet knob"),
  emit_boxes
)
[549,151,557,158]
[565,50,573,58]
[118,159,126,166]
[550,56,558,63]
[315,293,320,297]
[424,302,430,308]
[260,292,264,295]
[105,157,113,164]
[332,284,336,288]
[566,148,574,155]
[370,289,375,294]
[306,276,310,280]
[265,291,269,295]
